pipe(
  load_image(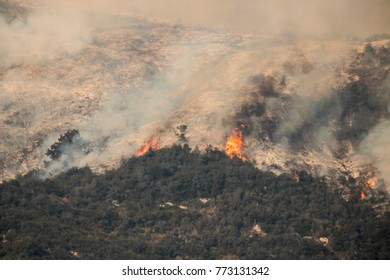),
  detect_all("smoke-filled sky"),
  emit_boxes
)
[1,0,389,66]
[124,0,390,38]
[12,0,390,36]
